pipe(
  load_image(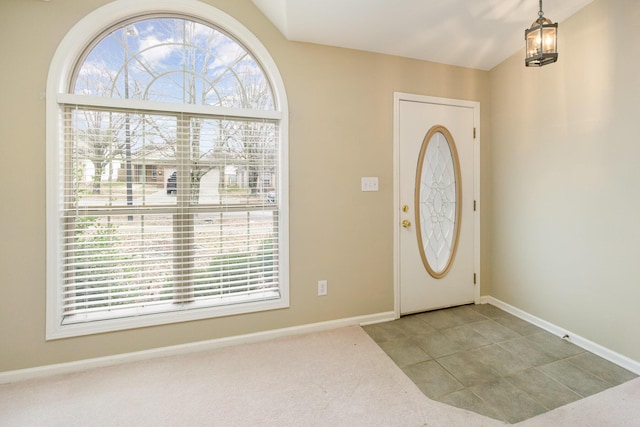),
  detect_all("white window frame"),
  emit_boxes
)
[46,0,289,339]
